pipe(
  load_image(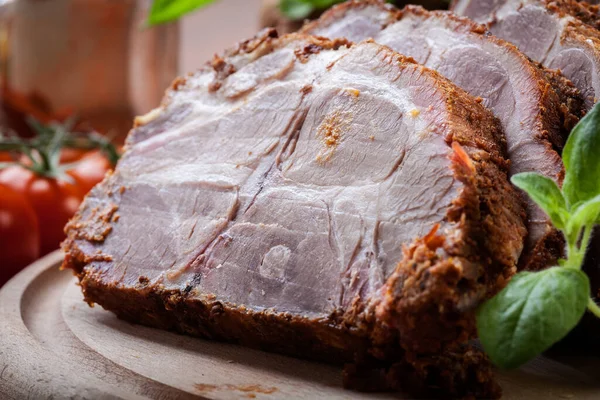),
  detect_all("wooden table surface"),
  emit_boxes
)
[1,251,599,399]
